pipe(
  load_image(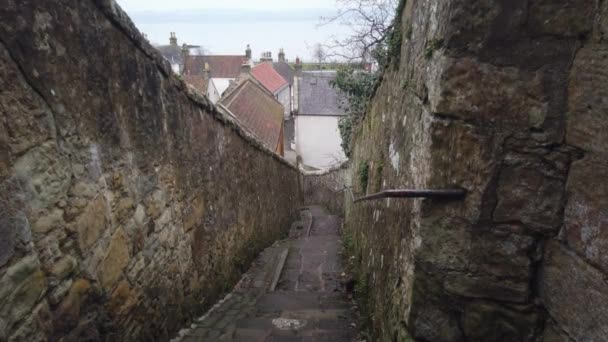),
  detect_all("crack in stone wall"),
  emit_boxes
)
[0,1,301,341]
